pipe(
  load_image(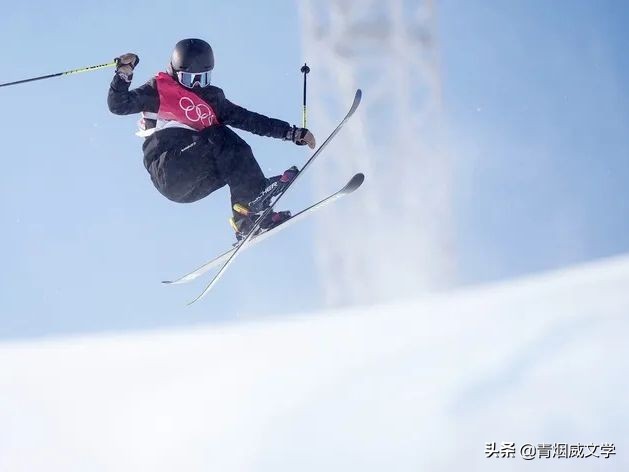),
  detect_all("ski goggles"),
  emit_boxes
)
[177,70,212,88]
